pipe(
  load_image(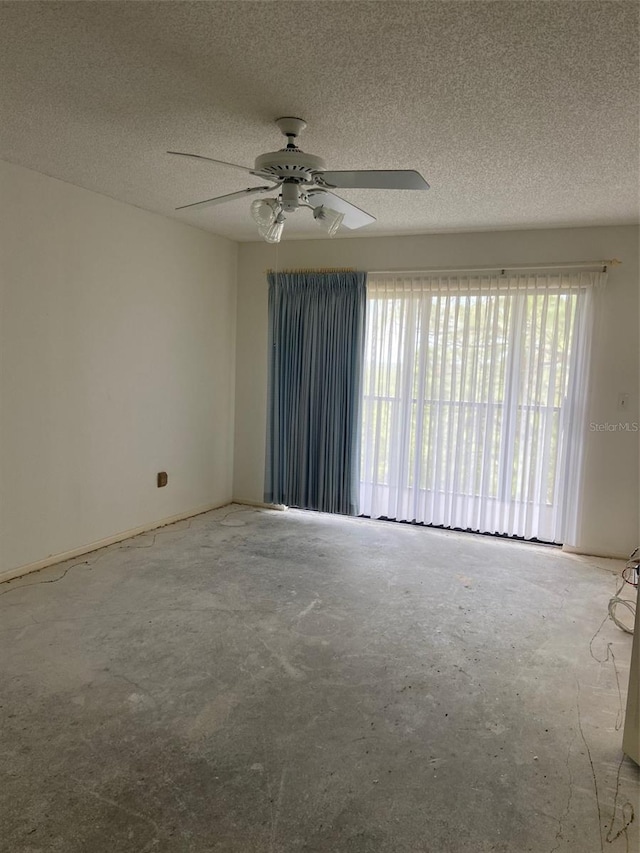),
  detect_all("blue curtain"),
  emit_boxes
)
[265,271,367,514]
